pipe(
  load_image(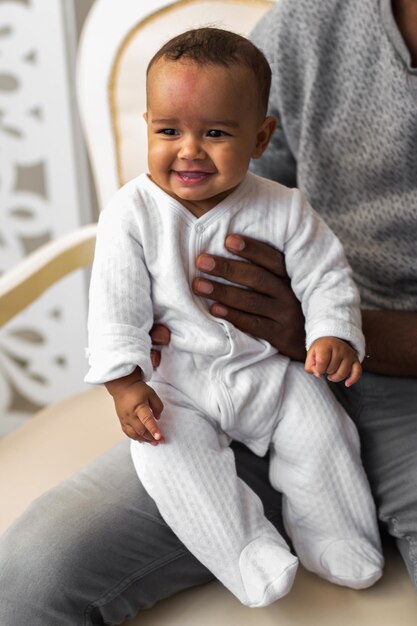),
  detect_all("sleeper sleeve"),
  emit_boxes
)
[84,198,154,385]
[284,190,365,361]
